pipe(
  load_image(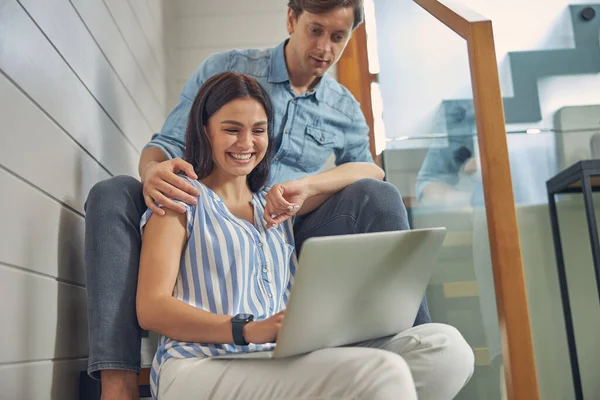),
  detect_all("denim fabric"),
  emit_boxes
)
[84,176,146,379]
[144,40,373,184]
